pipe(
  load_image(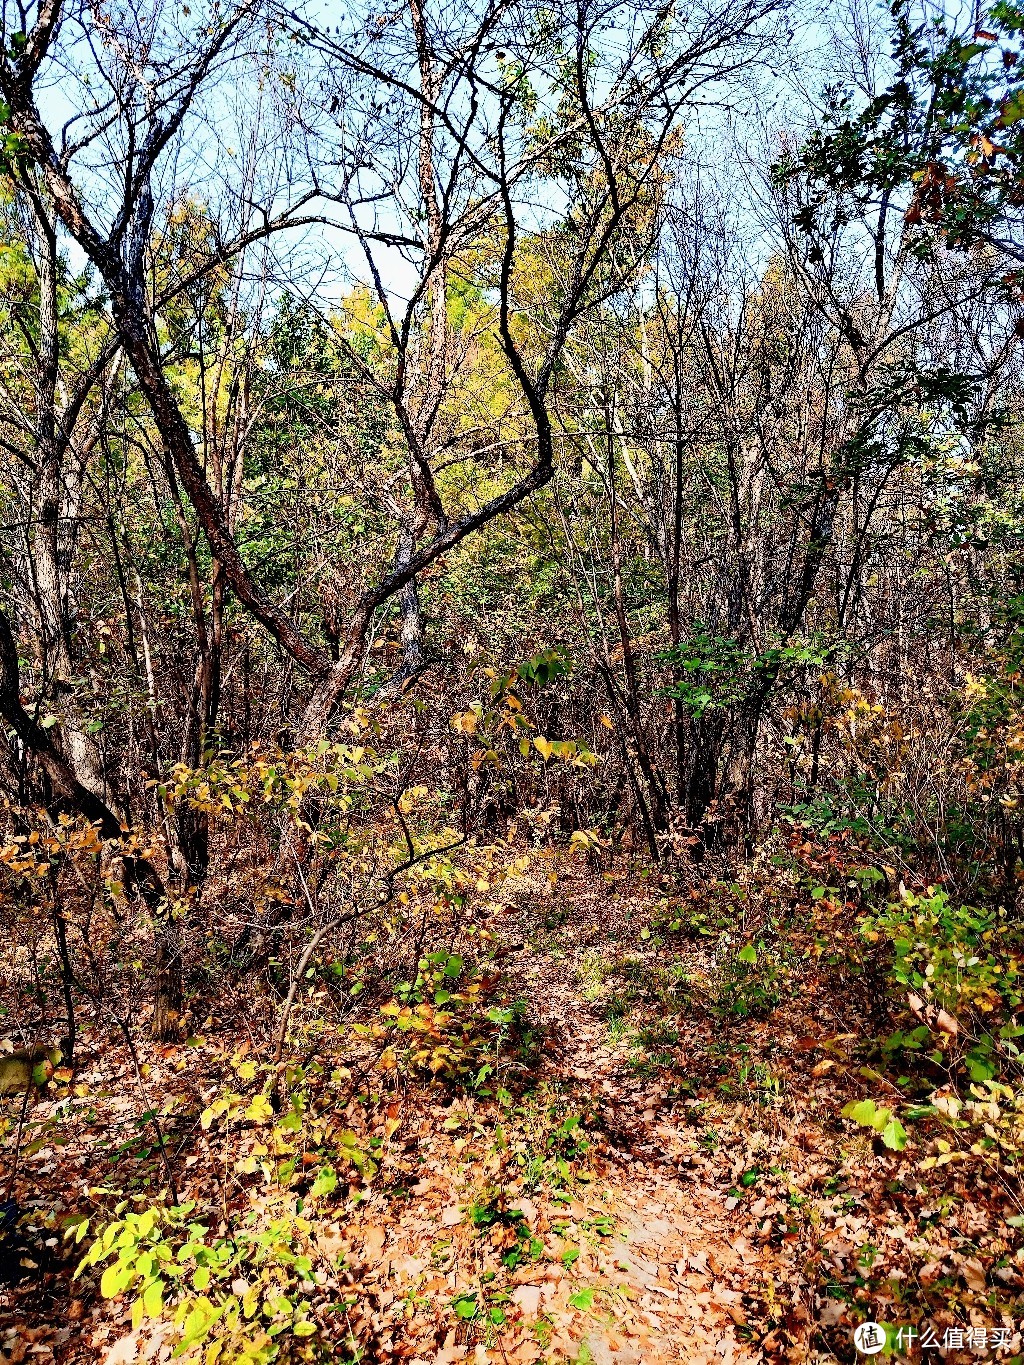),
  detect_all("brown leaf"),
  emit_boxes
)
[960,1257,986,1292]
